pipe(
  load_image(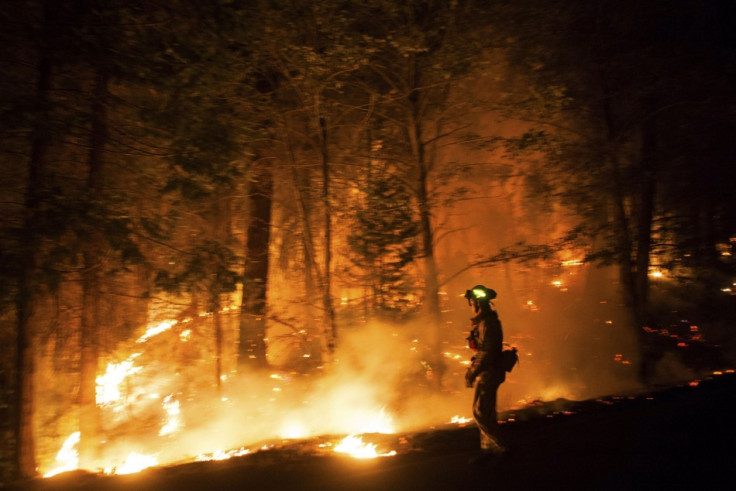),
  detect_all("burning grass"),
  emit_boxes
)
[45,302,719,478]
[40,315,481,476]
